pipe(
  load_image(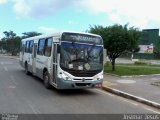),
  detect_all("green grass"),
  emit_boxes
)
[104,63,160,76]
